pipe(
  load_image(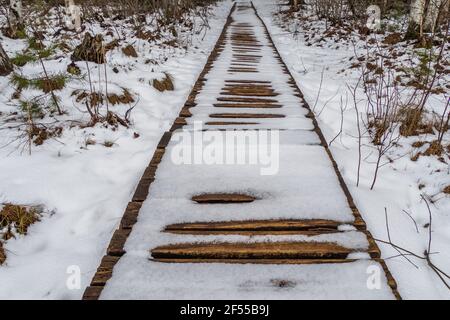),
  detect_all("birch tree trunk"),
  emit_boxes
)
[0,42,13,76]
[407,0,449,39]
